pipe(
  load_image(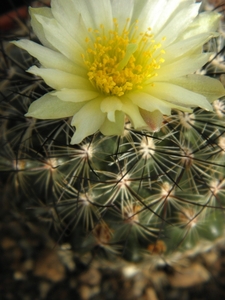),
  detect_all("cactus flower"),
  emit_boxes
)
[13,0,225,144]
